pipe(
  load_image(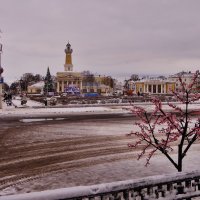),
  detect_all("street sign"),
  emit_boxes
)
[0,77,4,84]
